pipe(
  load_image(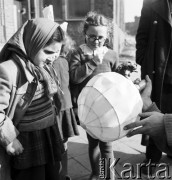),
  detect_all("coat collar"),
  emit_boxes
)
[18,59,34,83]
[152,0,171,26]
[12,53,34,83]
